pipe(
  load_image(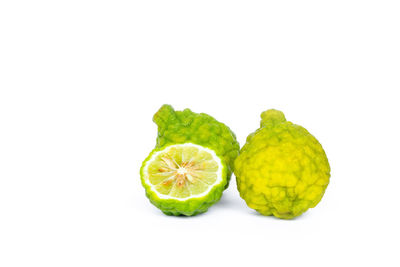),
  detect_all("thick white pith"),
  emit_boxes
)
[142,143,224,200]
